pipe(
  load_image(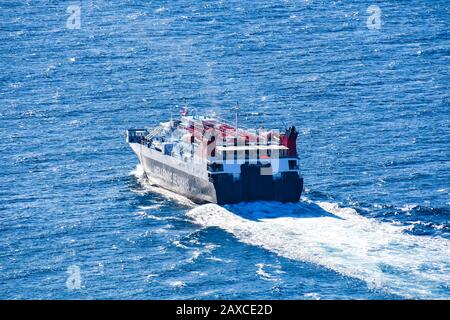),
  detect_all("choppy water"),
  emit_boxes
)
[1,1,449,299]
